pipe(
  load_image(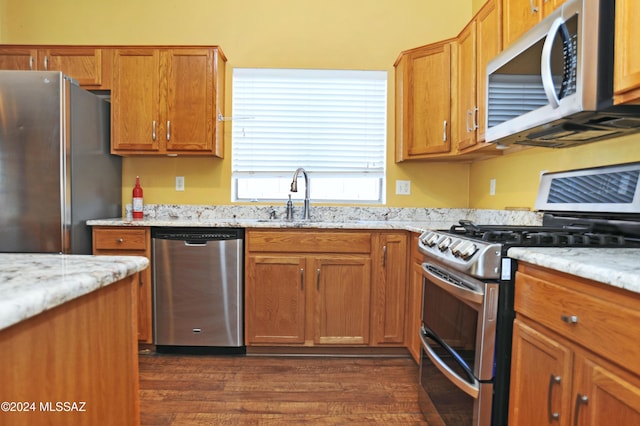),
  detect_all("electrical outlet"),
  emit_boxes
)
[396,180,411,195]
[489,178,496,196]
[176,176,185,191]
